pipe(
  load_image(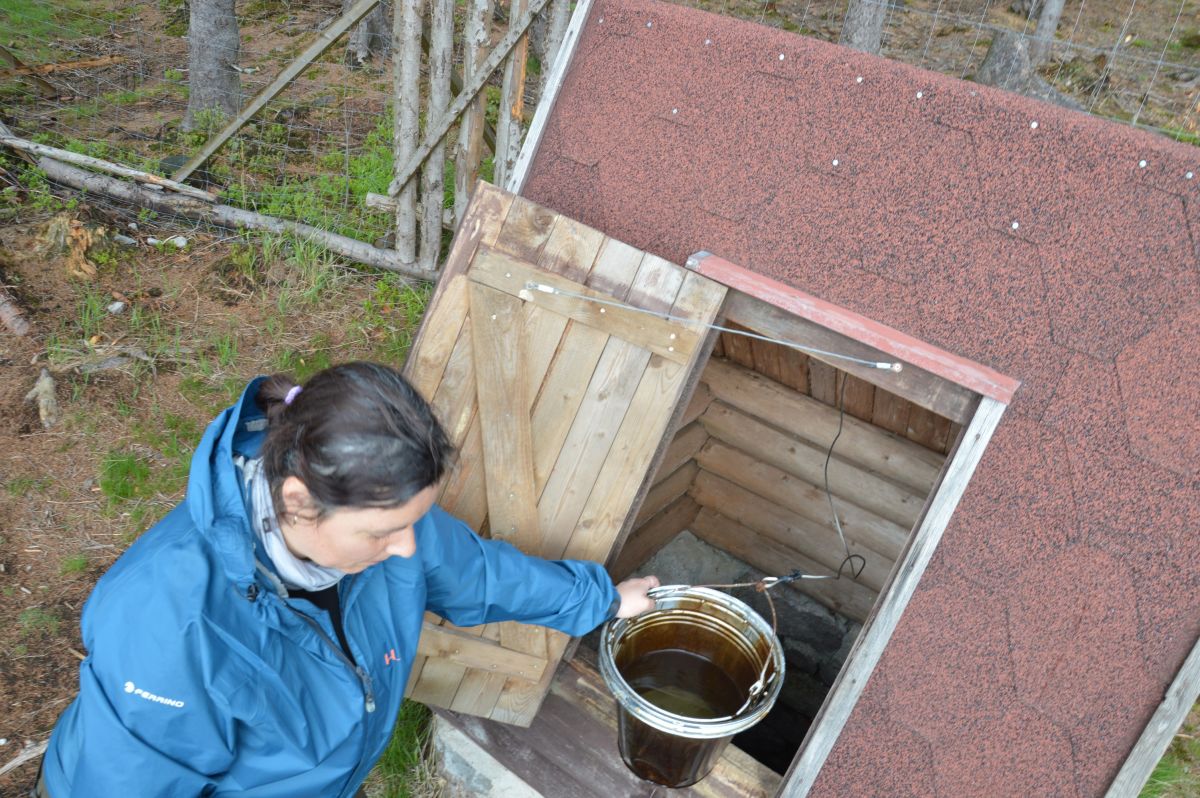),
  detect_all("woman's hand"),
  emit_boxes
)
[614,575,661,618]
